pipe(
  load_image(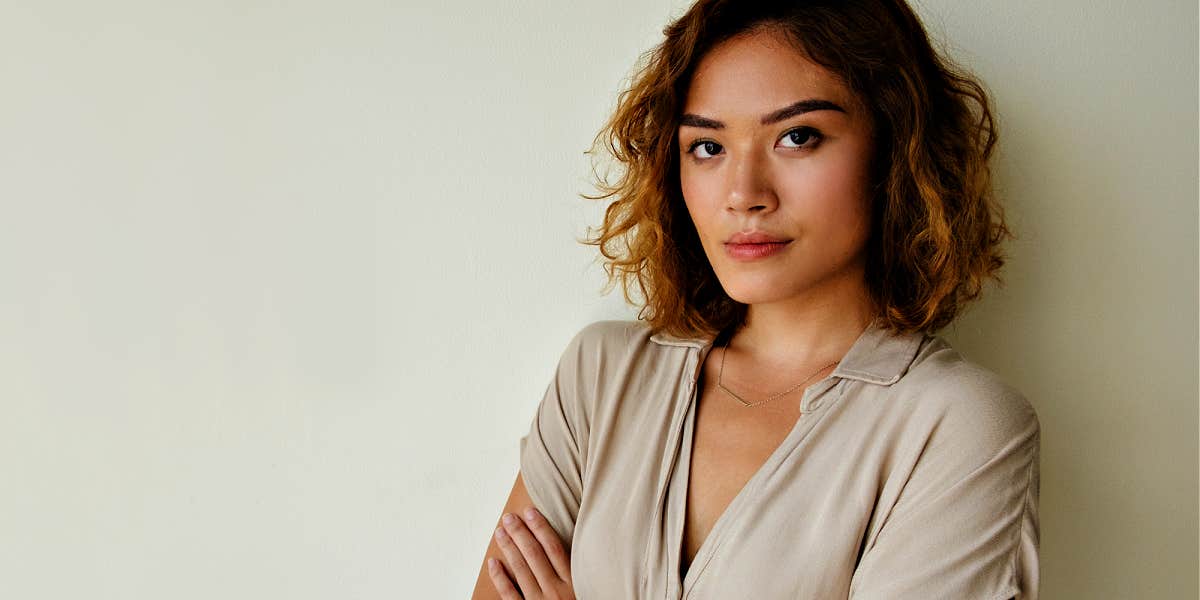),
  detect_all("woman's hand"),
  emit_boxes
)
[487,507,575,600]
